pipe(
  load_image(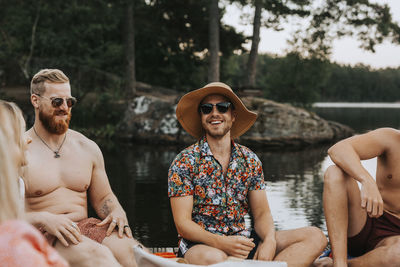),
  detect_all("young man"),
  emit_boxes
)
[314,128,400,267]
[24,69,142,267]
[168,82,327,266]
